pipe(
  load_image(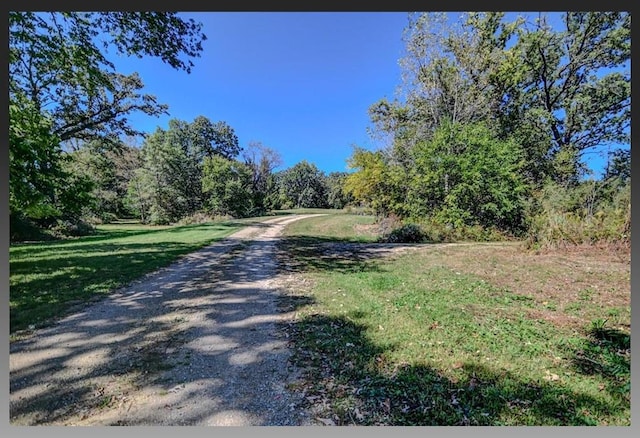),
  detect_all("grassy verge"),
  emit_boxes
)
[9,221,246,335]
[268,208,351,216]
[276,219,630,425]
[282,213,379,243]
